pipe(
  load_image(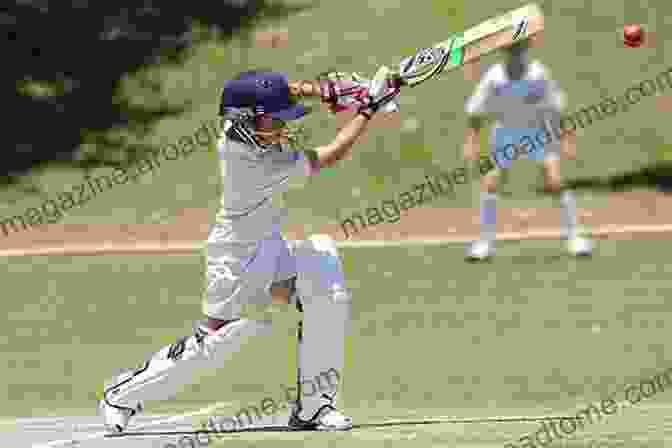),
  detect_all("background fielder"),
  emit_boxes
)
[462,36,593,260]
[98,68,401,432]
